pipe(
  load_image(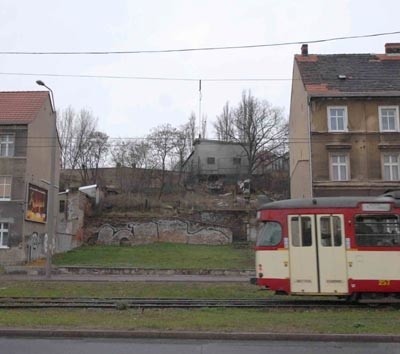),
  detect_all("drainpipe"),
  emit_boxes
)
[307,96,313,198]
